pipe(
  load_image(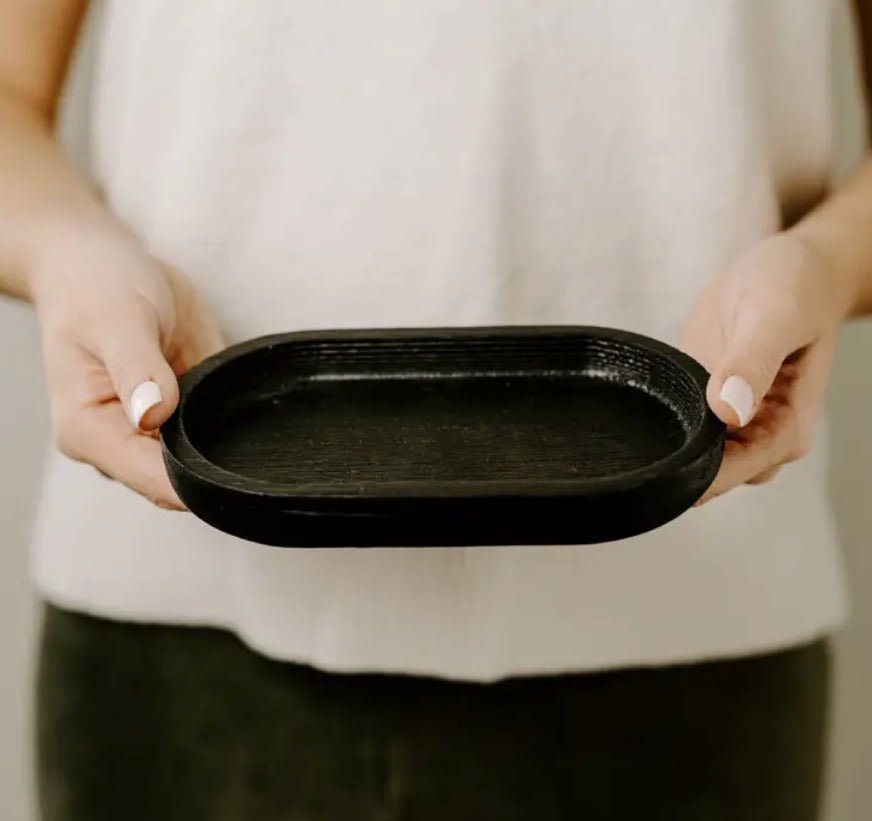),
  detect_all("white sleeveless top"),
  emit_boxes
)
[32,0,848,680]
